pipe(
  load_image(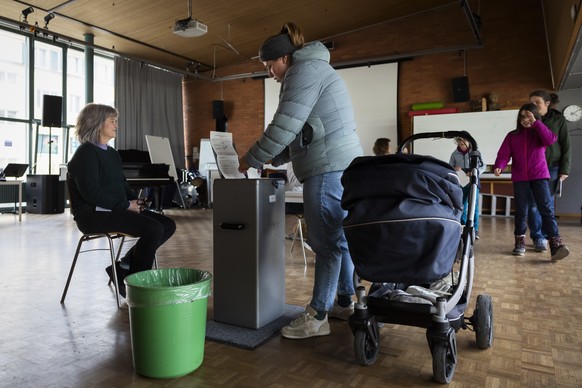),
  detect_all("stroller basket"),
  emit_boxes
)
[341,153,464,284]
